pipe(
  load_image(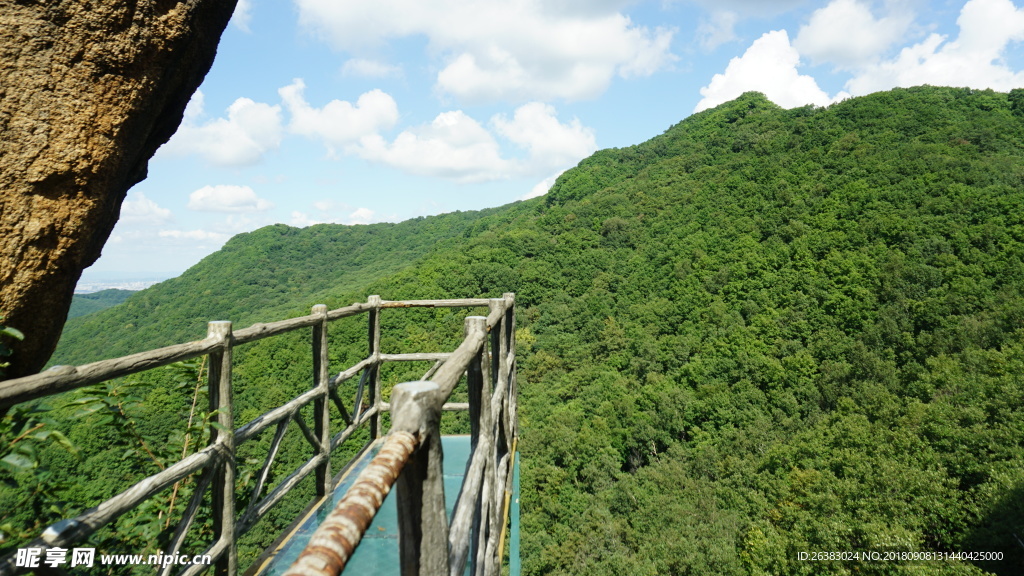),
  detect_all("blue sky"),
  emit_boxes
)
[81,0,1024,285]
